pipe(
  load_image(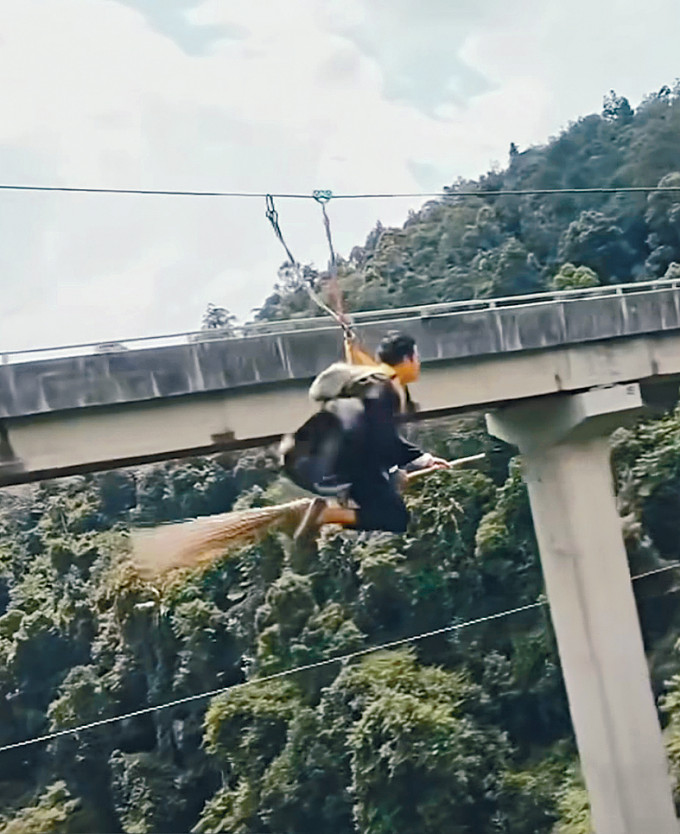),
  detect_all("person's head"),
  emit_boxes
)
[377,332,421,383]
